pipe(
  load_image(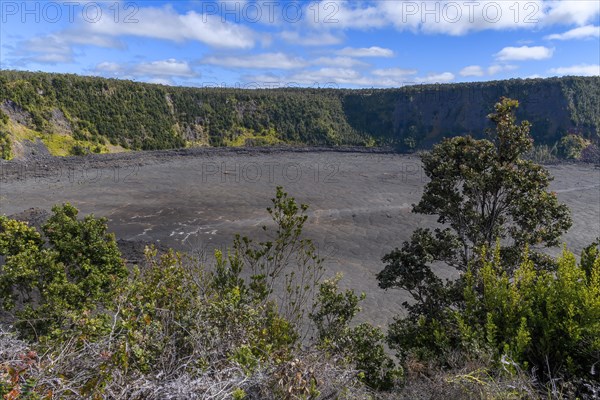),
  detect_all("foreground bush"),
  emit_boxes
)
[378,98,599,398]
[0,188,397,399]
[385,243,600,398]
[461,245,600,379]
[0,204,127,340]
[558,134,591,160]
